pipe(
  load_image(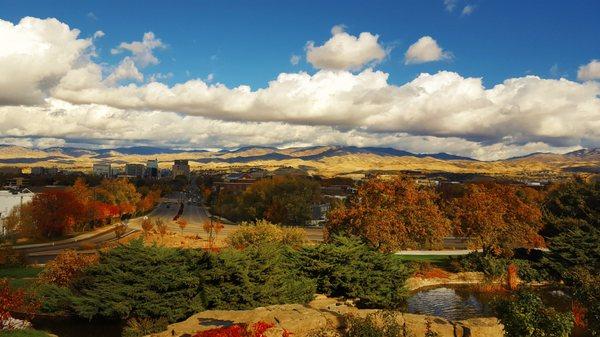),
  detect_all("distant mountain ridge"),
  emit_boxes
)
[0,144,599,176]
